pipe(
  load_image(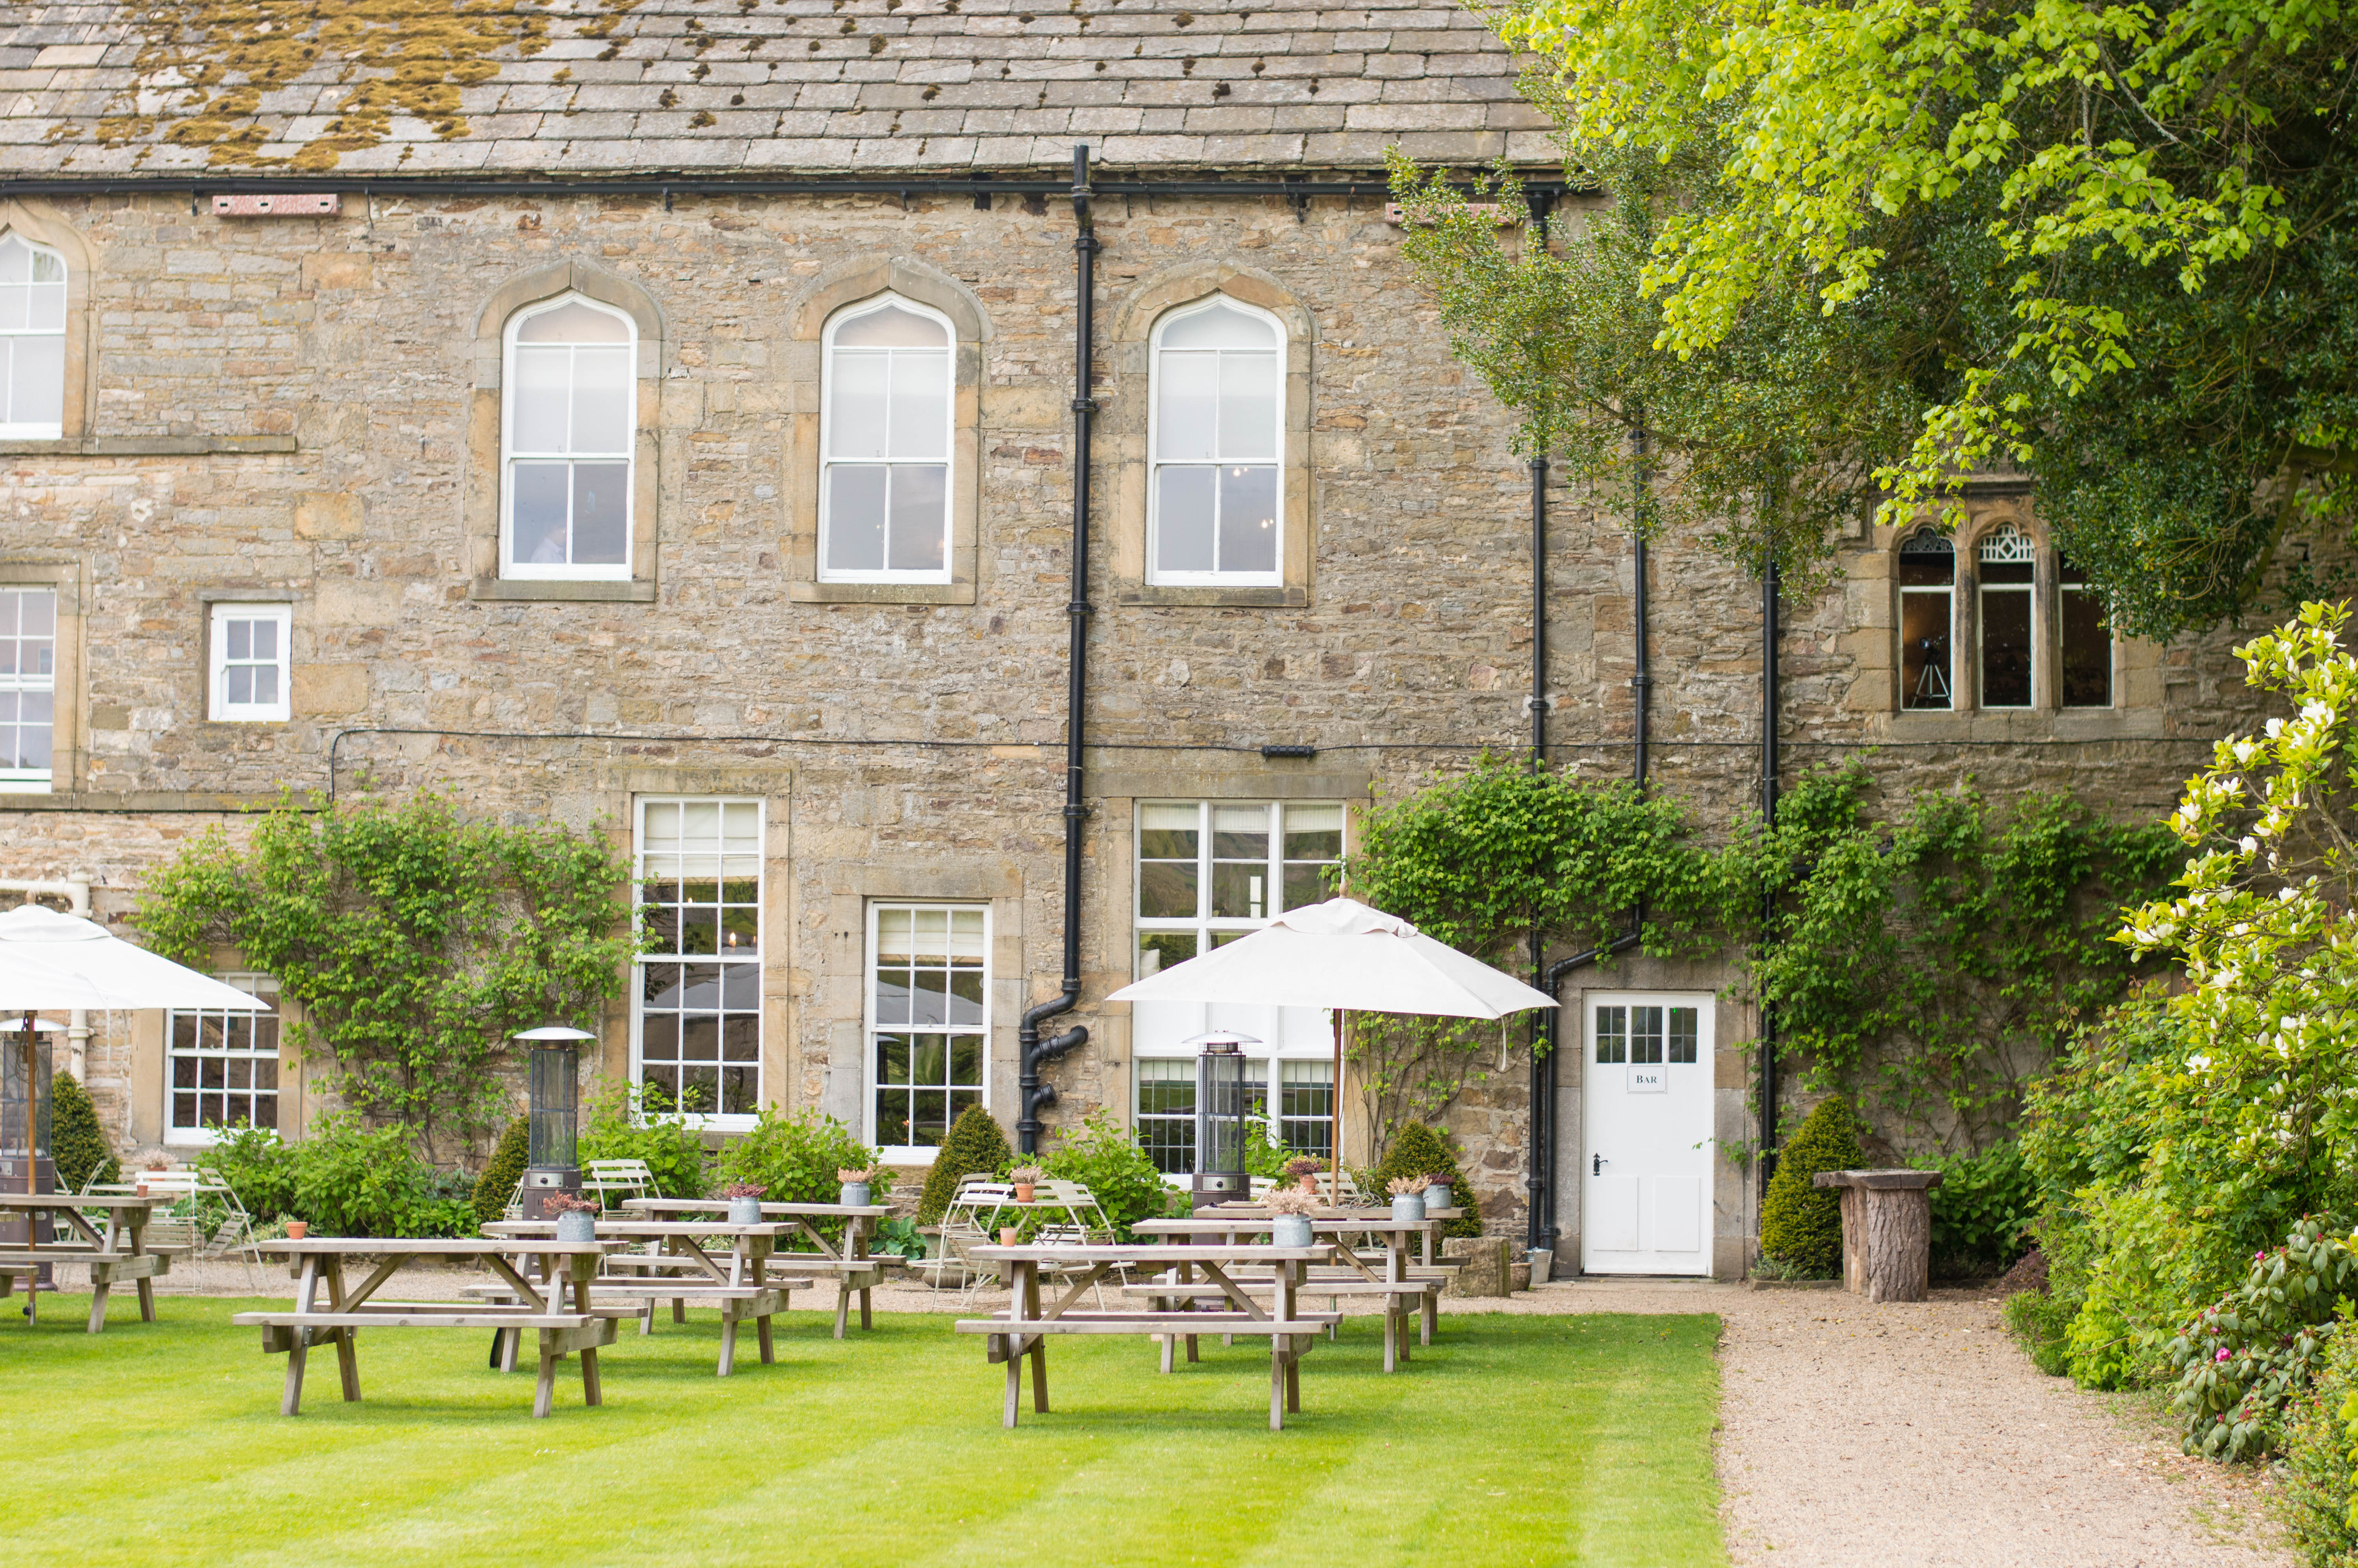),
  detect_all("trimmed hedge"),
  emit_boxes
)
[473,1116,529,1227]
[1758,1095,1866,1277]
[1374,1120,1480,1239]
[50,1072,118,1194]
[917,1104,1011,1222]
